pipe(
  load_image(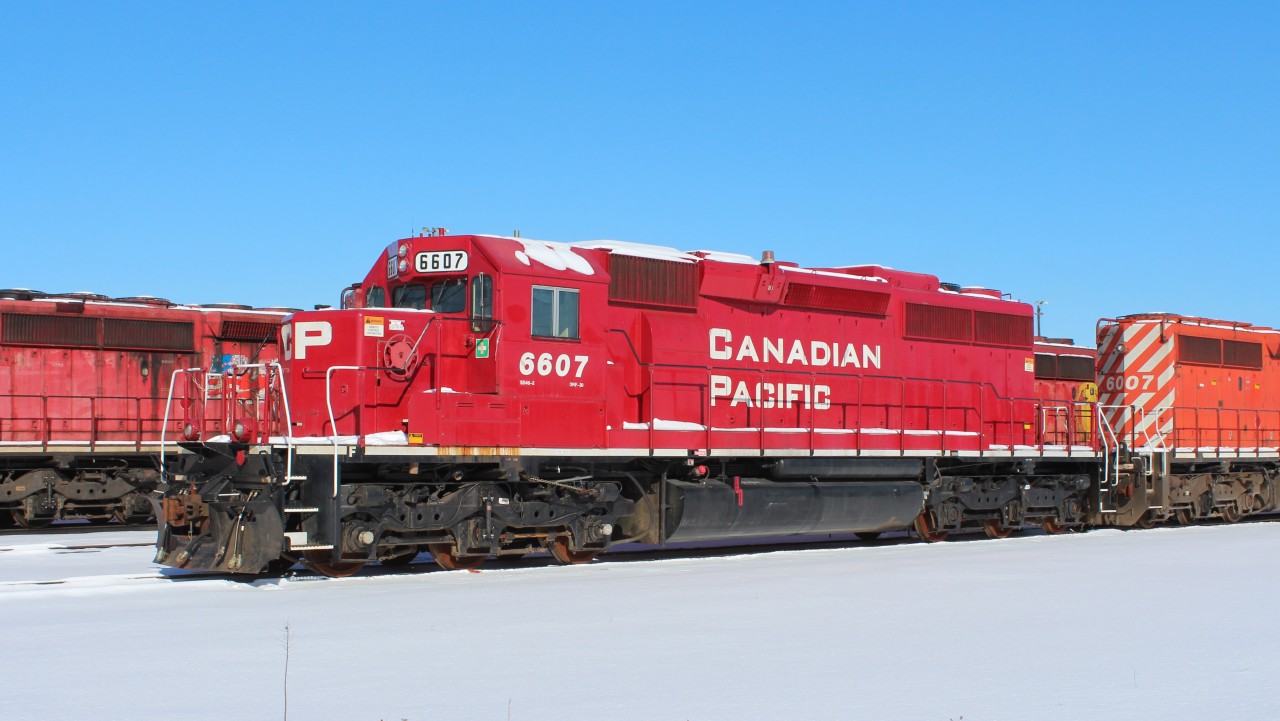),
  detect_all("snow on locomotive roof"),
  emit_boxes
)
[689,250,758,265]
[779,266,886,283]
[472,235,1016,299]
[572,240,699,263]
[476,236,597,276]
